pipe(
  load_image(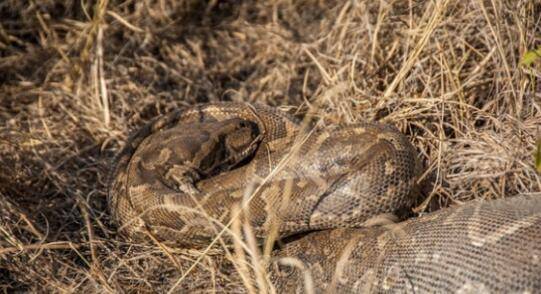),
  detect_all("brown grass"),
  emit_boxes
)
[1,0,540,292]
